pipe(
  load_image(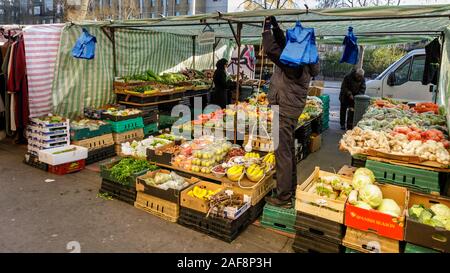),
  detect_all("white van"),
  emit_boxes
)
[365,49,434,102]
